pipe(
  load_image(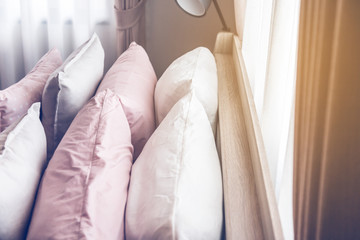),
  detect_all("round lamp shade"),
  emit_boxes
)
[176,0,211,17]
